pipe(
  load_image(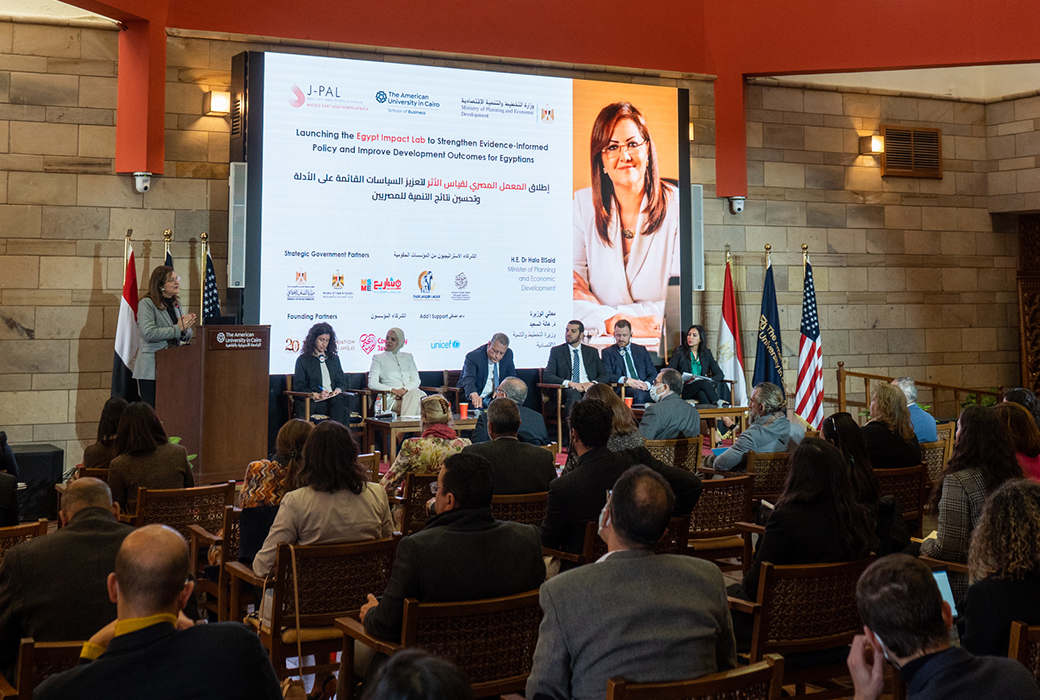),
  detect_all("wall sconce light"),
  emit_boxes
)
[689,122,695,141]
[859,134,884,155]
[204,90,231,116]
